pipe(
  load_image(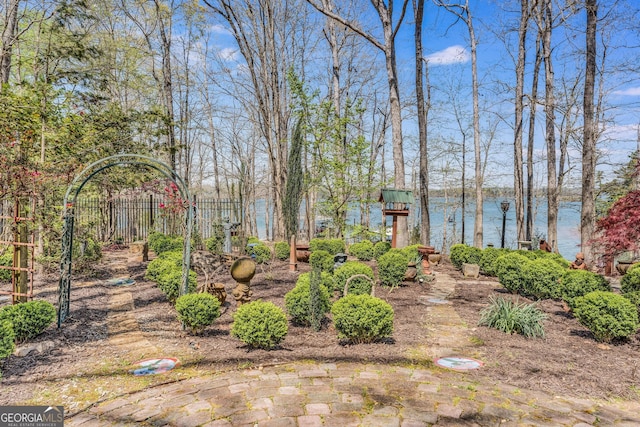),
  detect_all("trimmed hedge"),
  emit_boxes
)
[246,242,272,264]
[373,241,391,259]
[349,240,374,261]
[333,261,375,295]
[157,270,198,303]
[145,250,183,282]
[284,274,331,326]
[148,232,183,255]
[377,250,408,288]
[331,294,394,343]
[0,300,56,343]
[522,258,566,300]
[175,293,221,334]
[494,253,532,295]
[573,291,639,342]
[0,320,15,360]
[479,247,508,277]
[309,238,345,255]
[449,244,482,270]
[560,270,611,308]
[231,300,288,349]
[621,269,640,294]
[309,250,334,273]
[274,241,290,261]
